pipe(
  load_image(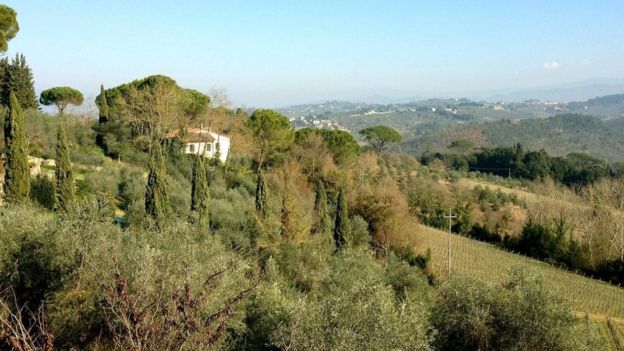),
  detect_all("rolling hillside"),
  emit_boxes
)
[403,114,624,162]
